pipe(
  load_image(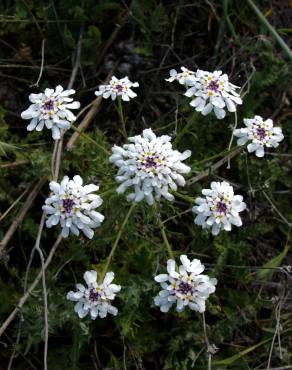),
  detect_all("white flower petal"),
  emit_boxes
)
[43,175,104,237]
[110,128,191,205]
